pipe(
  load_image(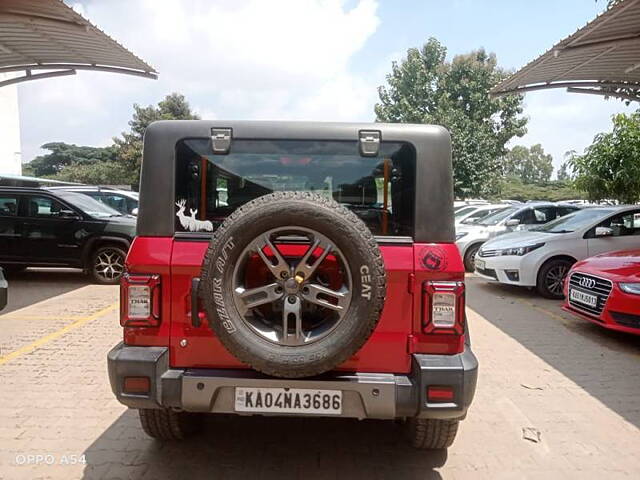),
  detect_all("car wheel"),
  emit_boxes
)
[199,191,386,379]
[404,418,459,450]
[90,246,127,285]
[536,258,573,299]
[138,409,203,440]
[463,244,481,272]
